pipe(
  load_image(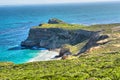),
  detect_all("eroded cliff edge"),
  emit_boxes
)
[21,18,110,57]
[21,28,97,49]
